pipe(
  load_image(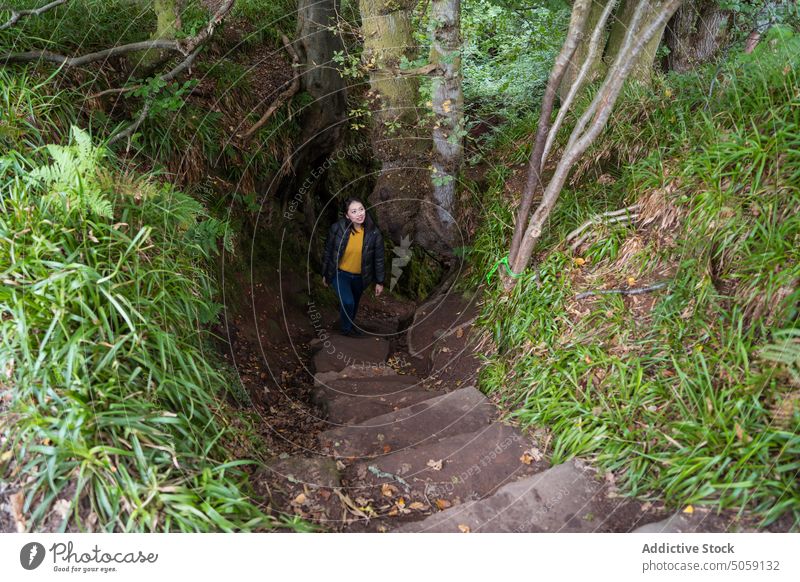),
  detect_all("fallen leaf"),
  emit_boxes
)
[387,507,399,516]
[382,444,392,453]
[408,501,426,510]
[293,493,307,504]
[381,483,397,498]
[53,499,70,520]
[426,459,443,471]
[573,257,586,266]
[456,328,464,338]
[682,505,694,514]
[627,276,636,286]
[458,524,471,533]
[9,490,25,532]
[435,499,451,510]
[396,497,406,508]
[520,453,534,465]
